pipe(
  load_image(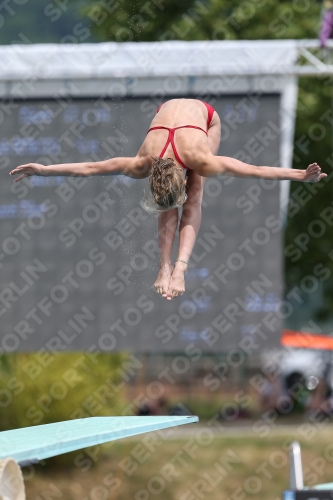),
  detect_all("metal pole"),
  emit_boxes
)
[290,441,304,490]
